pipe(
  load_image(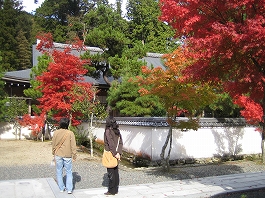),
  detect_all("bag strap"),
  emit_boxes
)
[115,136,120,151]
[54,131,69,155]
